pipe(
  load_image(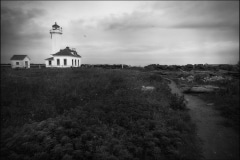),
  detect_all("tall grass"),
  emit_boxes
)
[1,68,202,160]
